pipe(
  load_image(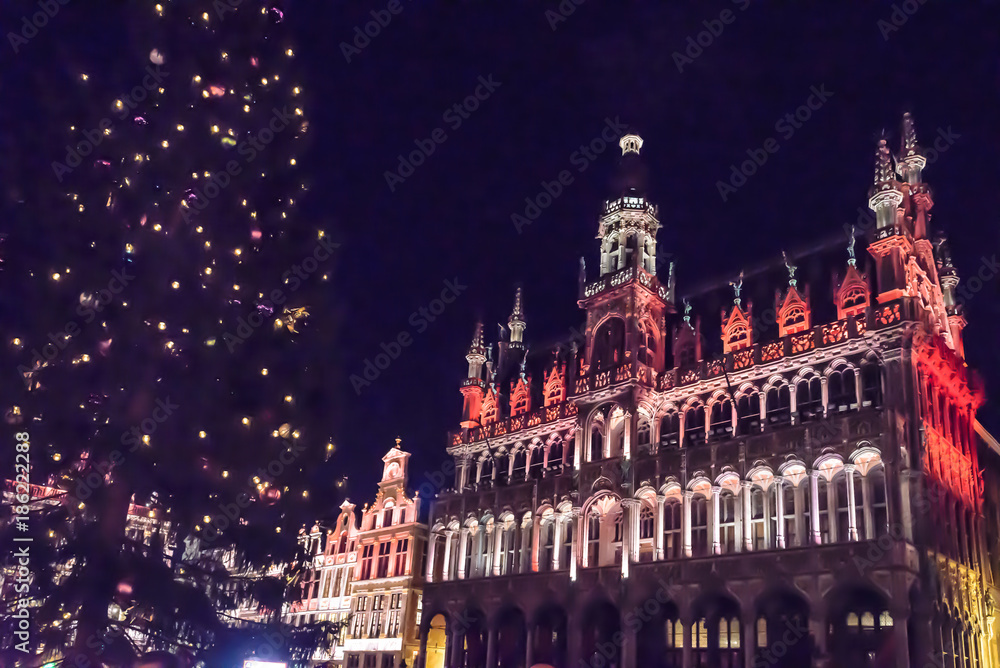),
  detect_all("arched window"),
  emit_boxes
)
[685,405,706,446]
[561,517,574,571]
[590,425,604,462]
[861,362,882,407]
[766,385,791,425]
[538,520,555,573]
[835,472,851,542]
[479,457,494,486]
[782,483,798,547]
[547,440,563,473]
[828,368,857,411]
[382,507,393,528]
[660,412,679,447]
[719,492,737,553]
[750,488,769,550]
[494,454,508,485]
[796,376,823,422]
[511,449,527,480]
[528,447,544,480]
[664,501,682,560]
[638,323,658,367]
[501,523,517,575]
[637,417,651,452]
[593,318,626,371]
[587,513,601,567]
[817,477,832,544]
[691,496,709,557]
[868,467,888,539]
[737,393,761,435]
[709,399,733,438]
[612,510,624,563]
[462,530,475,578]
[639,505,655,563]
